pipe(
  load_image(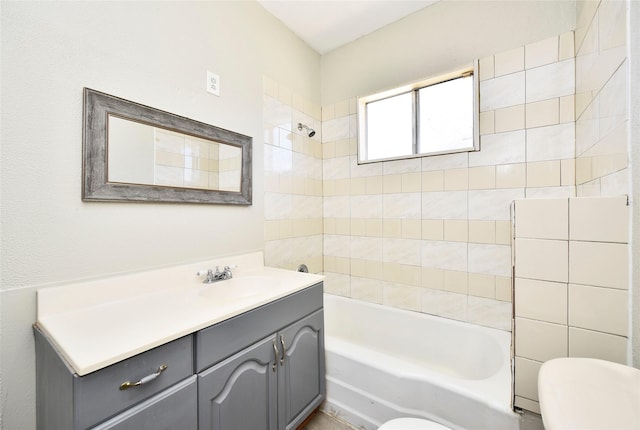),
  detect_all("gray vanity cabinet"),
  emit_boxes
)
[35,282,324,430]
[197,335,279,430]
[196,283,325,430]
